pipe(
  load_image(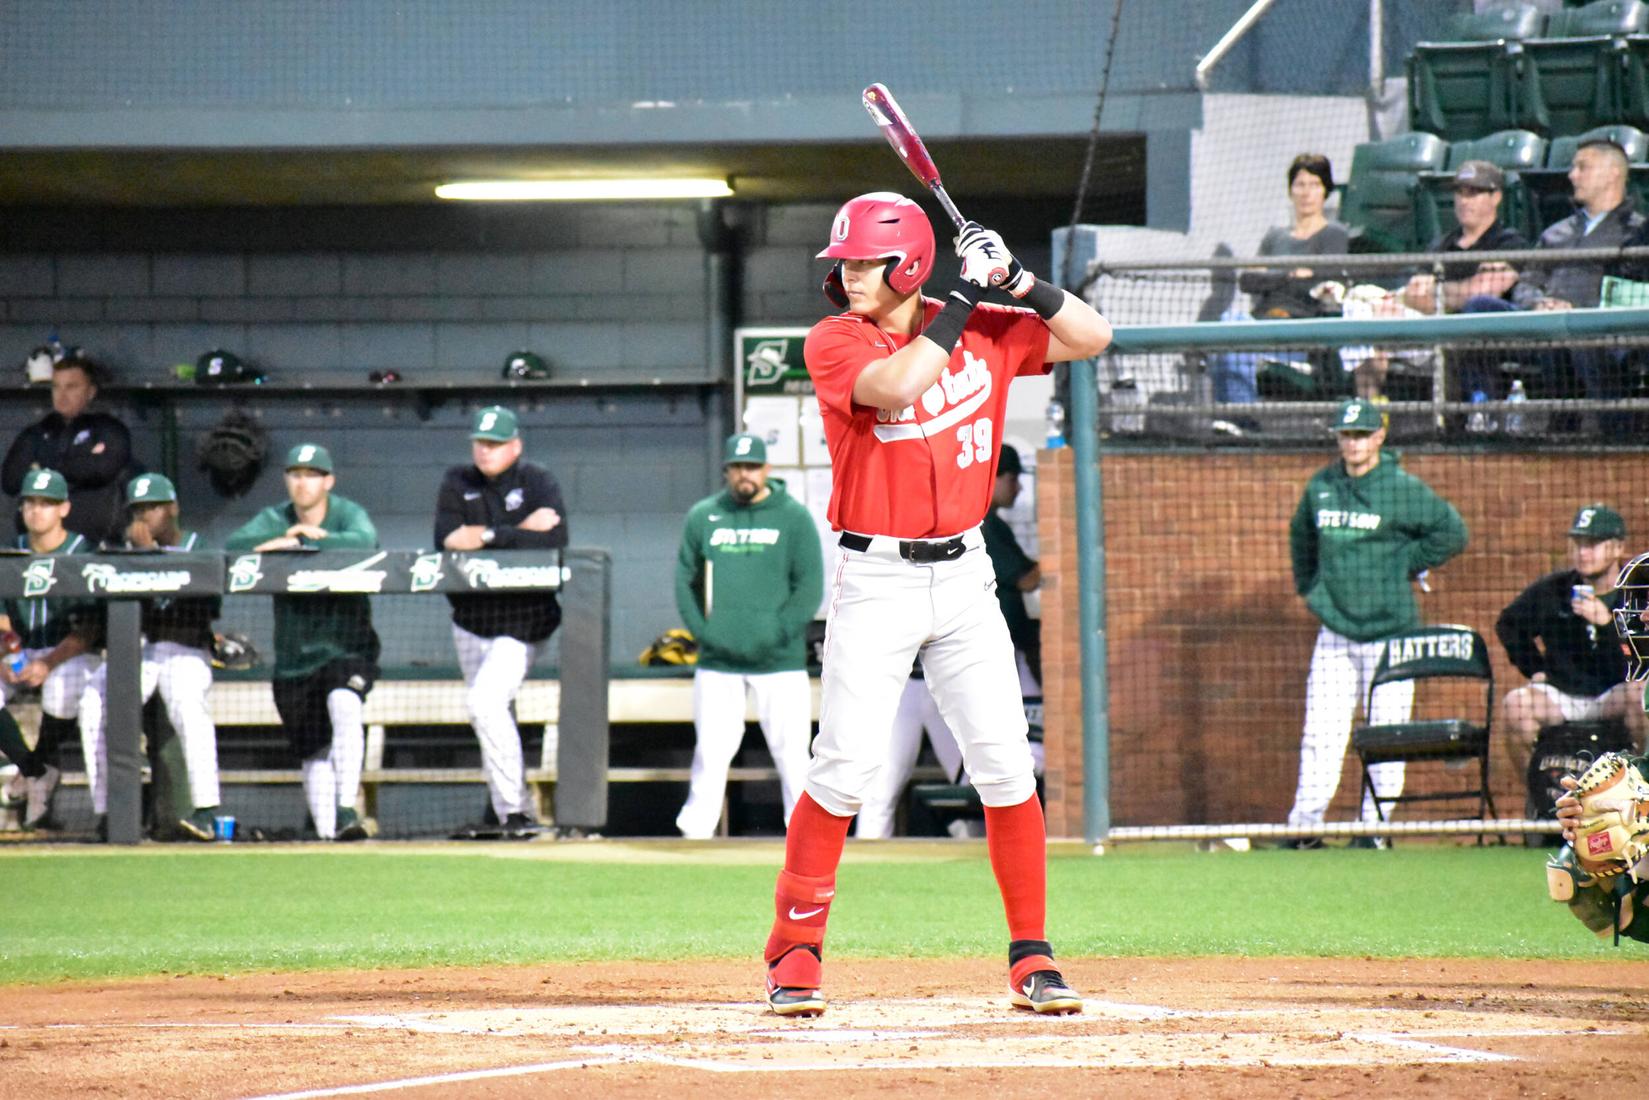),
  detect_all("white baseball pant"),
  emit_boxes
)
[856,649,1042,839]
[1287,626,1415,827]
[855,676,962,839]
[78,641,219,815]
[808,528,1035,817]
[304,688,366,840]
[676,667,812,839]
[0,649,99,717]
[452,623,536,821]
